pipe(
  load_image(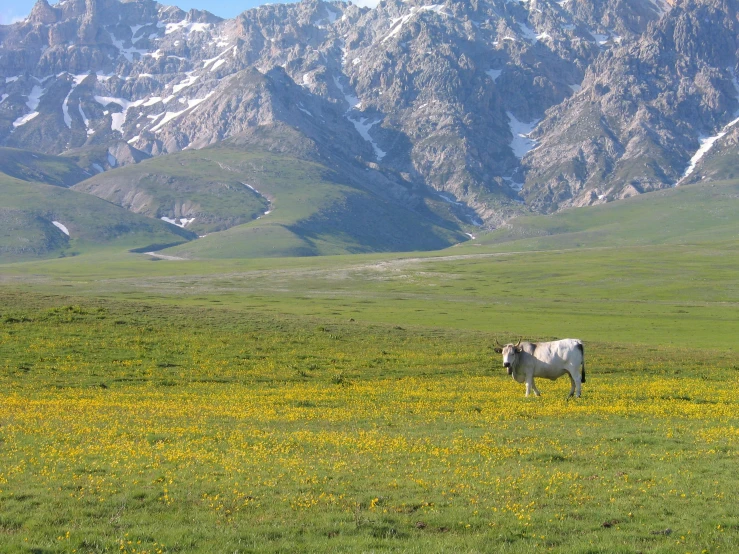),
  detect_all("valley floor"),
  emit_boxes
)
[1,240,738,552]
